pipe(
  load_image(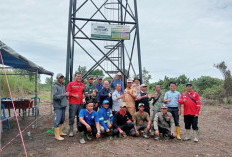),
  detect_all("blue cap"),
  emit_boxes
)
[103,100,109,105]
